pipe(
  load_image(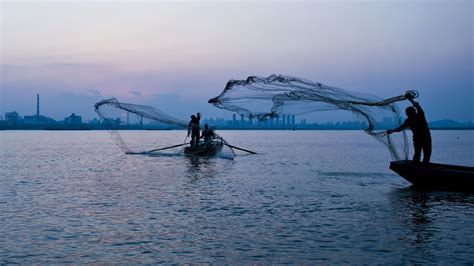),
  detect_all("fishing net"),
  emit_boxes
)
[209,74,416,161]
[94,98,236,159]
